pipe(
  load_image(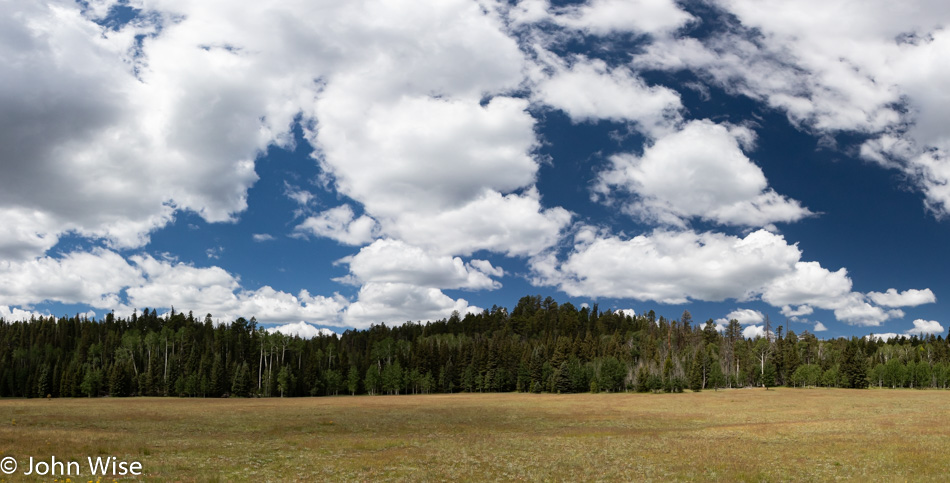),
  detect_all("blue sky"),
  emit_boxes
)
[2,0,950,340]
